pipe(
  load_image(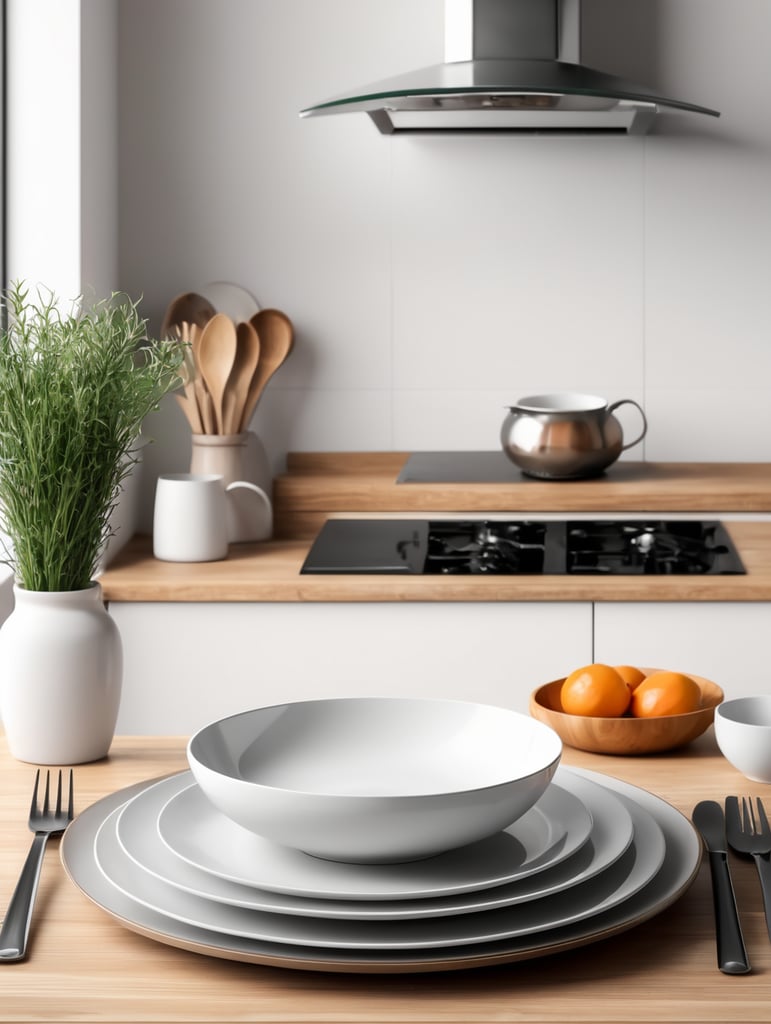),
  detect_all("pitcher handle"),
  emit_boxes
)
[608,399,648,451]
